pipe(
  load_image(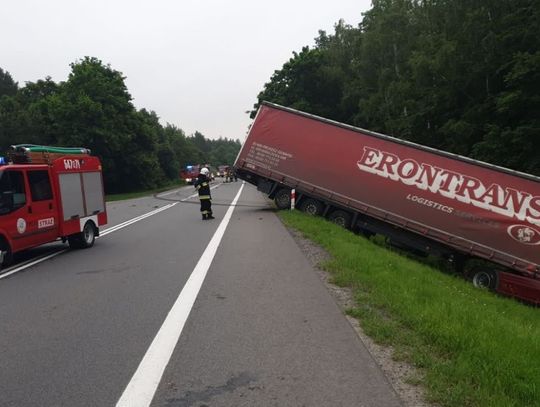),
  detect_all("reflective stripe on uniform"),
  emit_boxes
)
[199,195,211,200]
[202,210,210,214]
